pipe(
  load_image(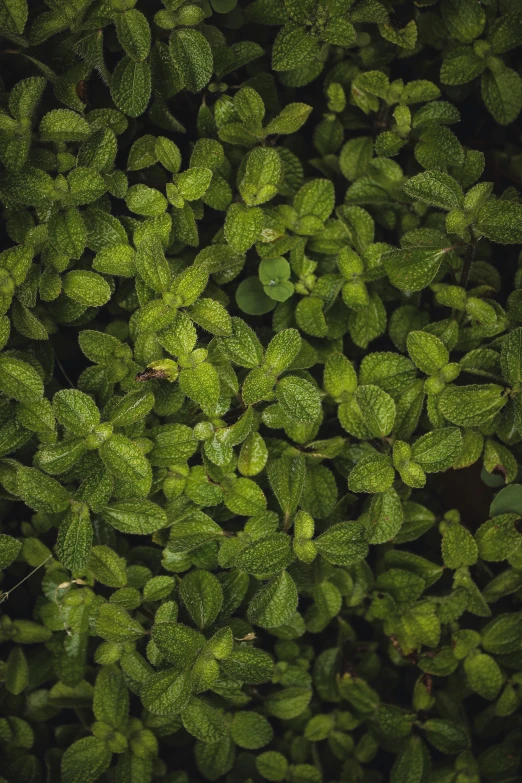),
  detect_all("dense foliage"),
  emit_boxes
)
[1,0,522,781]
